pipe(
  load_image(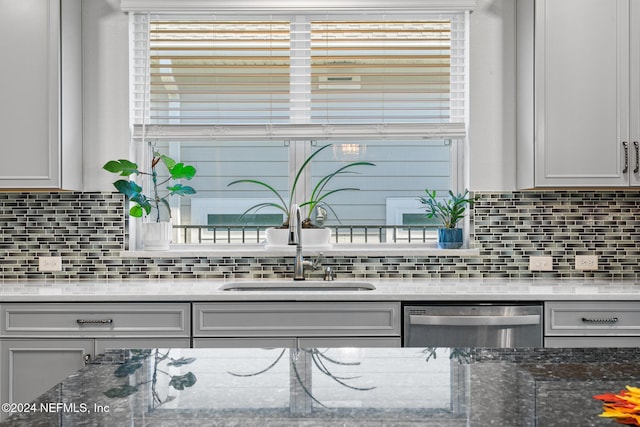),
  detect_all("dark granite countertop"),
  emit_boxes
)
[2,347,639,427]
